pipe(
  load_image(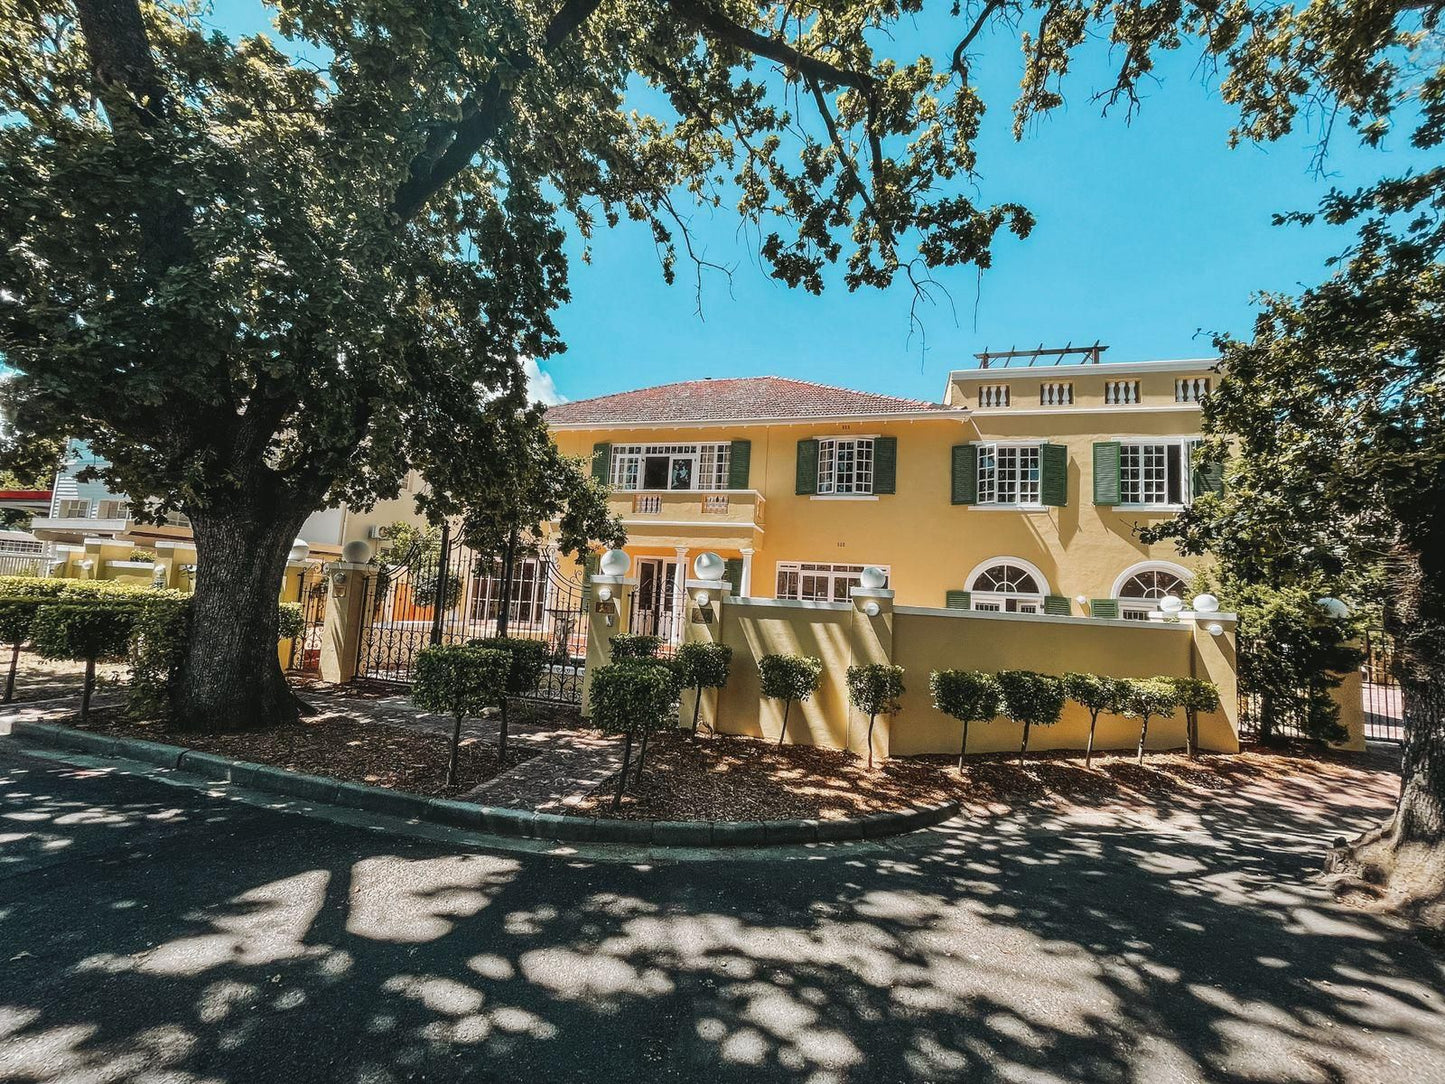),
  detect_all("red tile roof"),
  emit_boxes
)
[545,376,951,426]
